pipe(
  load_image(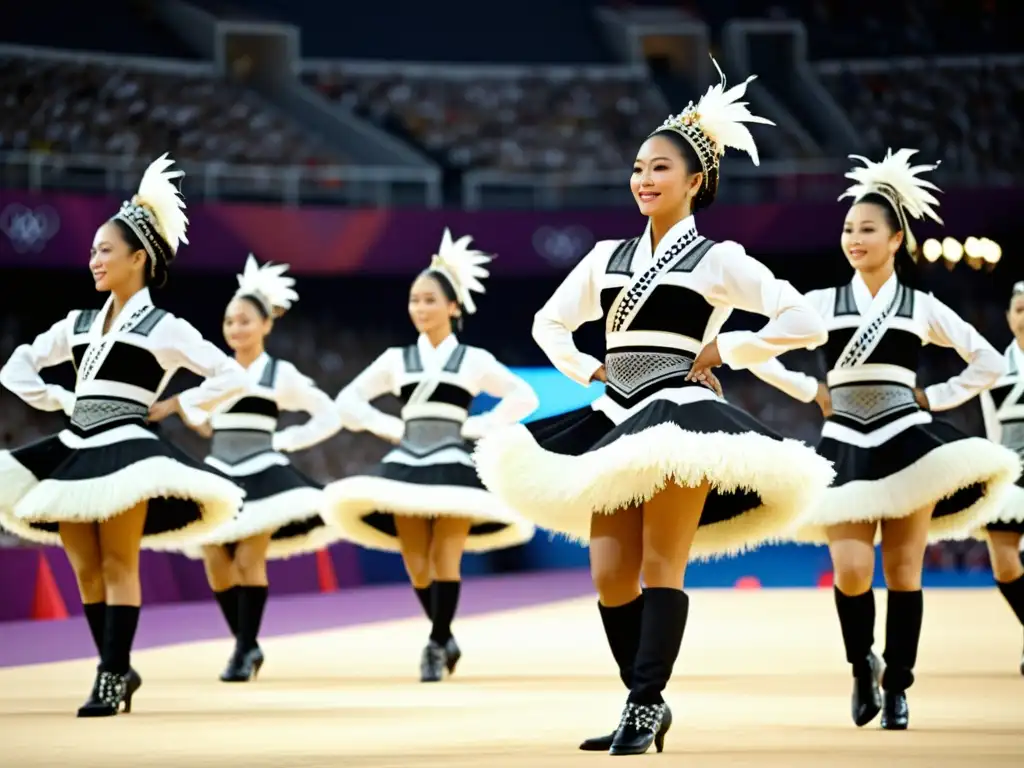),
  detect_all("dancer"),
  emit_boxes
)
[750,149,1020,729]
[472,60,835,755]
[148,255,343,682]
[323,228,539,682]
[0,154,247,717]
[979,281,1024,674]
